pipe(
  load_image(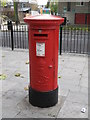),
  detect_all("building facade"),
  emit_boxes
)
[58,2,90,25]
